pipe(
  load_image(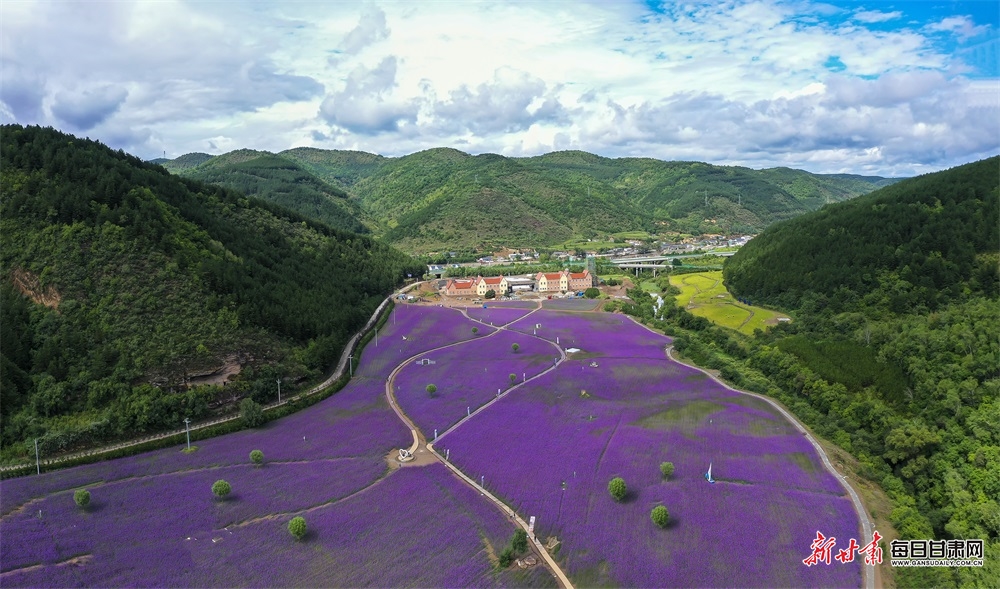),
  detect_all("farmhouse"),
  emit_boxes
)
[535,269,594,293]
[444,278,476,297]
[536,271,569,293]
[474,275,509,296]
[568,270,594,291]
